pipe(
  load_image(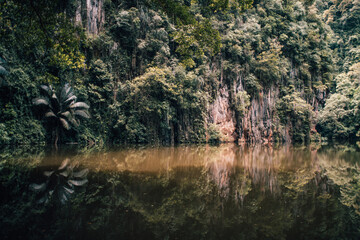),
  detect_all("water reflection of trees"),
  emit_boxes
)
[317,149,360,216]
[205,144,318,201]
[1,144,360,239]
